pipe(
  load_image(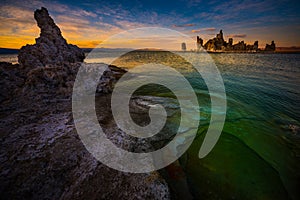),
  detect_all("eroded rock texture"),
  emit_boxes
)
[0,7,171,200]
[18,7,85,69]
